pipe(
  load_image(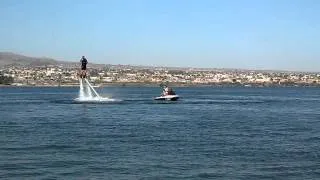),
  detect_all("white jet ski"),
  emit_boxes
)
[154,94,179,101]
[154,85,179,101]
